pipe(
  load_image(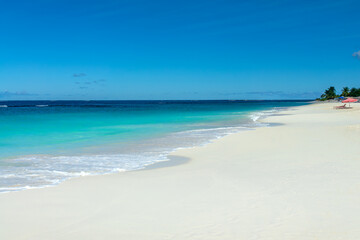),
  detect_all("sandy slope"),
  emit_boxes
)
[1,102,360,240]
